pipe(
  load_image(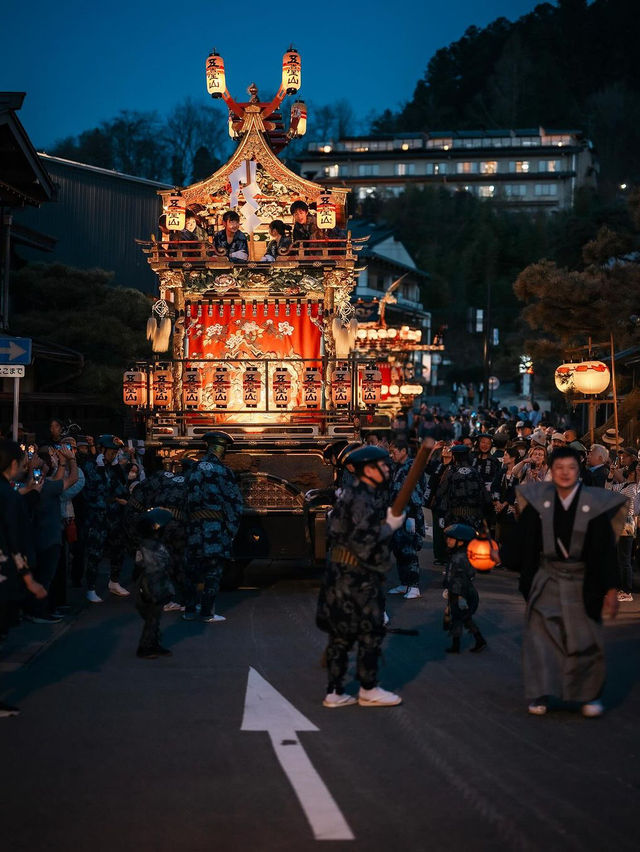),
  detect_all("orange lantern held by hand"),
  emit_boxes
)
[467,537,500,572]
